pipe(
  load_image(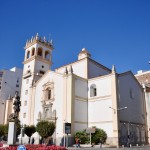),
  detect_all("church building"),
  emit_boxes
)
[19,34,147,147]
